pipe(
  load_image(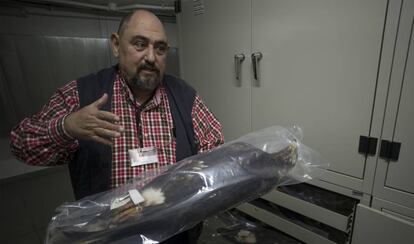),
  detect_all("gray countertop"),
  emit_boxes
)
[0,137,50,181]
